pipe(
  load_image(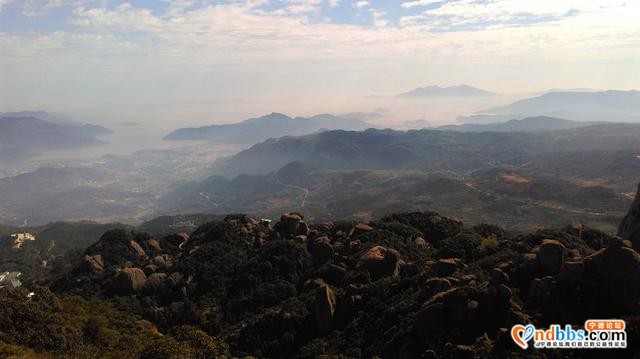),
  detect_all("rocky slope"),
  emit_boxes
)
[24,182,635,357]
